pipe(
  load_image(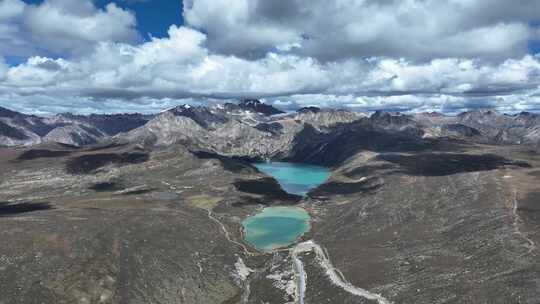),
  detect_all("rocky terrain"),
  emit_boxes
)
[0,108,151,147]
[5,100,540,156]
[1,101,540,303]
